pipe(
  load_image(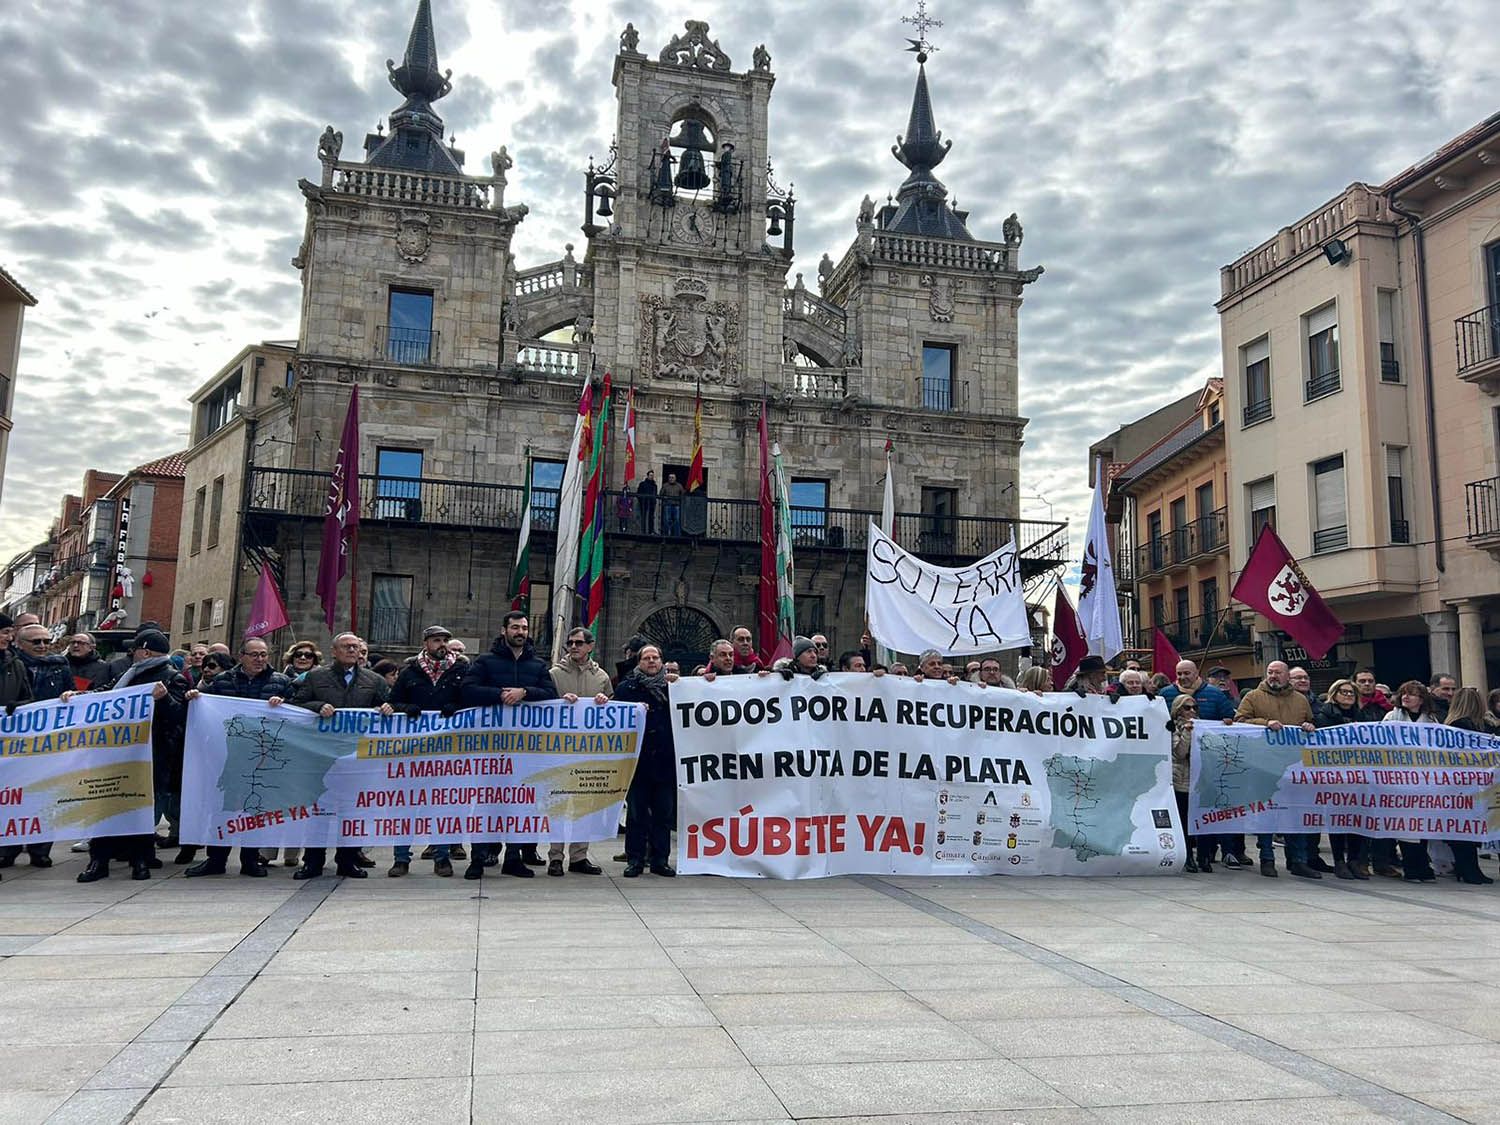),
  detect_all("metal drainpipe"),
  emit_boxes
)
[225,415,259,642]
[1386,192,1444,572]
